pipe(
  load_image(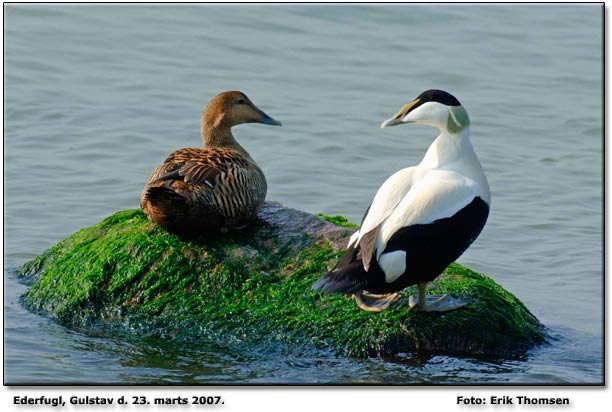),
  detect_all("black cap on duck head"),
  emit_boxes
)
[380,89,469,133]
[415,89,461,107]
